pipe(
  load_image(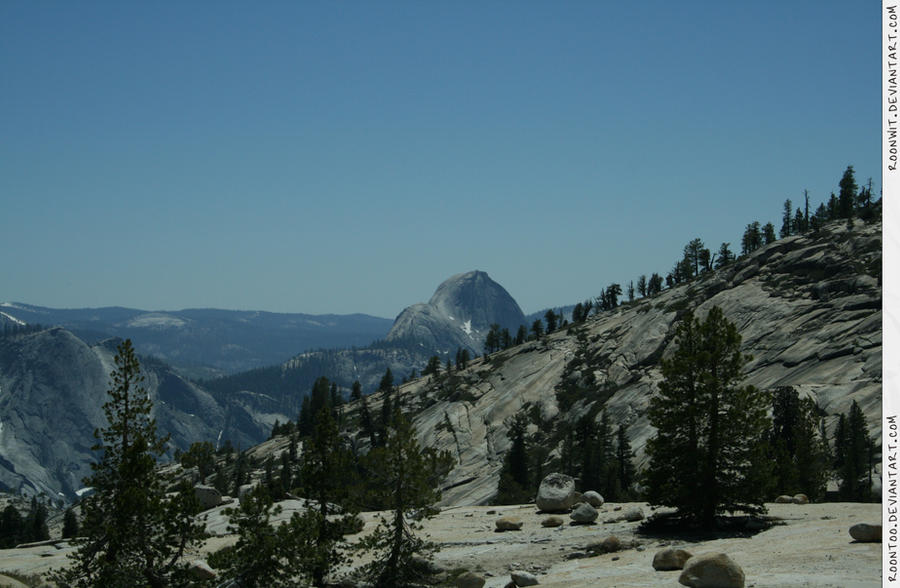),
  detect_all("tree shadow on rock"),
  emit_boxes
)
[636,511,784,542]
